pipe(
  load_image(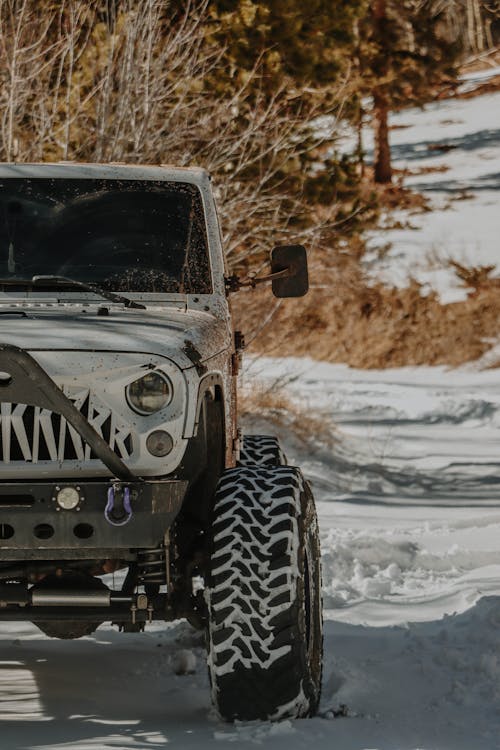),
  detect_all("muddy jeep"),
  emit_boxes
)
[0,163,322,721]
